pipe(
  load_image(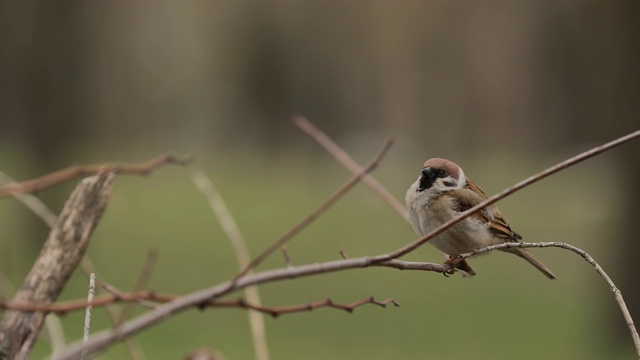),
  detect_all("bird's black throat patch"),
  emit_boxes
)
[417,168,437,191]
